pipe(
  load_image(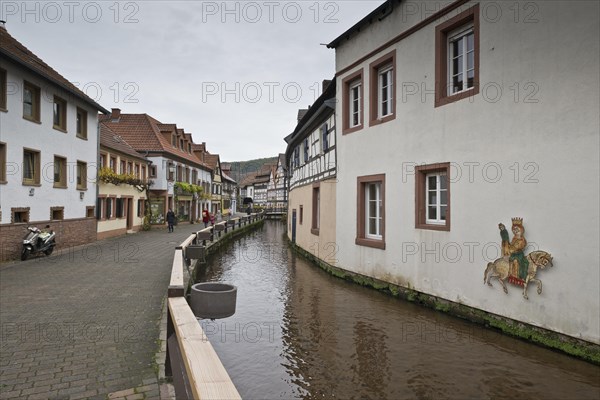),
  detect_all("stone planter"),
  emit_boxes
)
[190,283,237,319]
